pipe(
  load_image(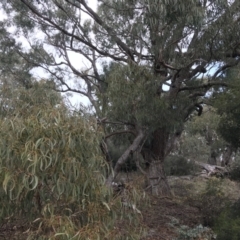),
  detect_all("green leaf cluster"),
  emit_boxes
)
[214,199,240,240]
[0,84,141,239]
[214,68,240,148]
[105,63,183,131]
